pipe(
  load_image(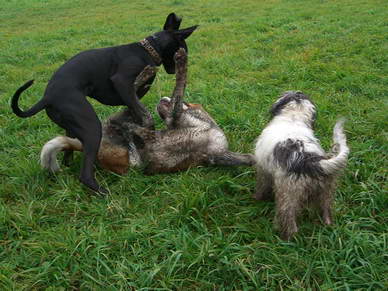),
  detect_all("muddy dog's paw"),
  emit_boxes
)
[122,122,157,142]
[122,122,142,133]
[174,48,187,66]
[134,65,158,88]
